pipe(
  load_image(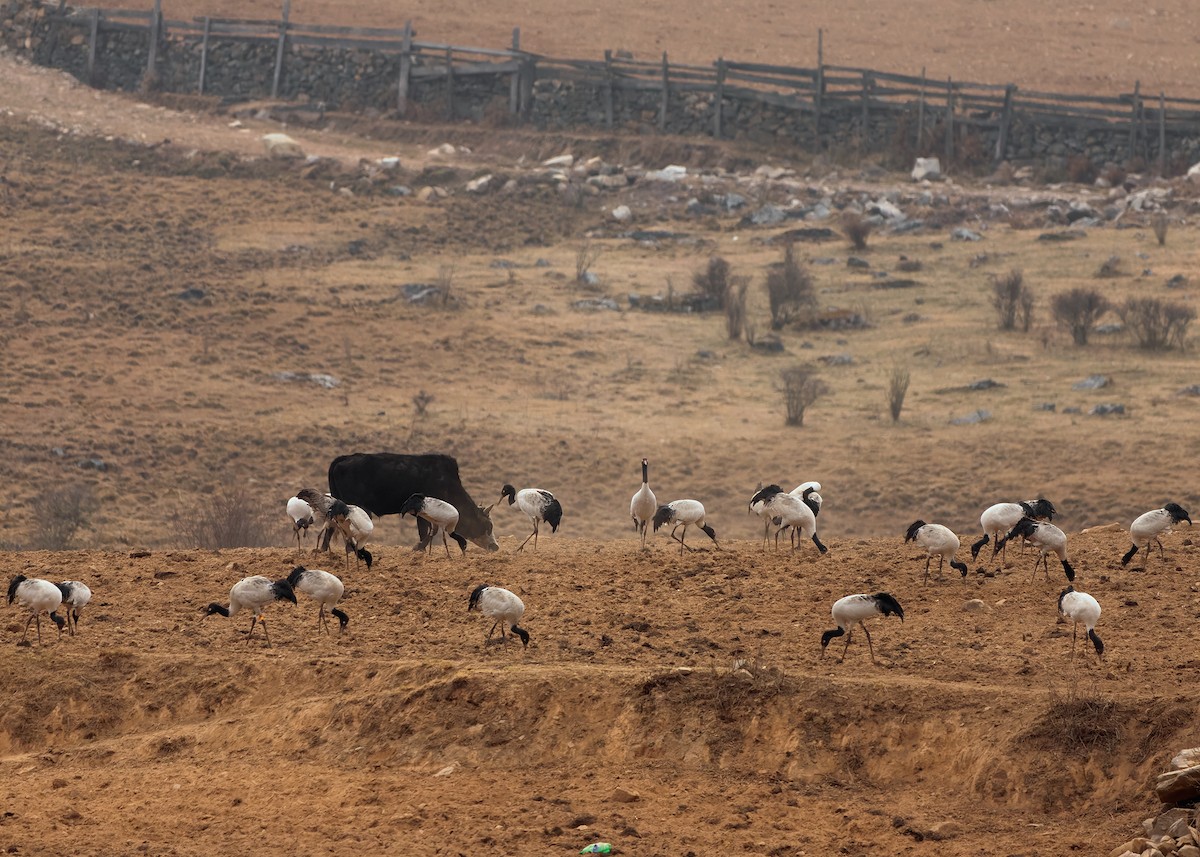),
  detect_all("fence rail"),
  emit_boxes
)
[31,0,1200,170]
